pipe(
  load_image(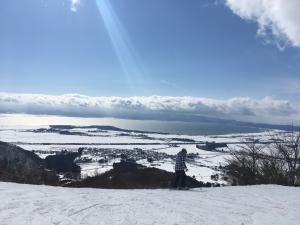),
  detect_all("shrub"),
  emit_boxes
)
[226,131,300,186]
